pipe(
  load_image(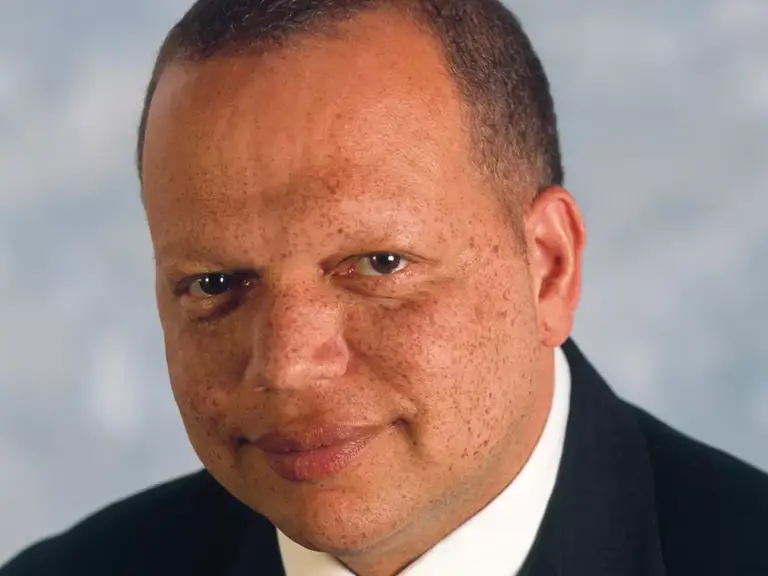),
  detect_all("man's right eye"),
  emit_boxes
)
[186,273,250,298]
